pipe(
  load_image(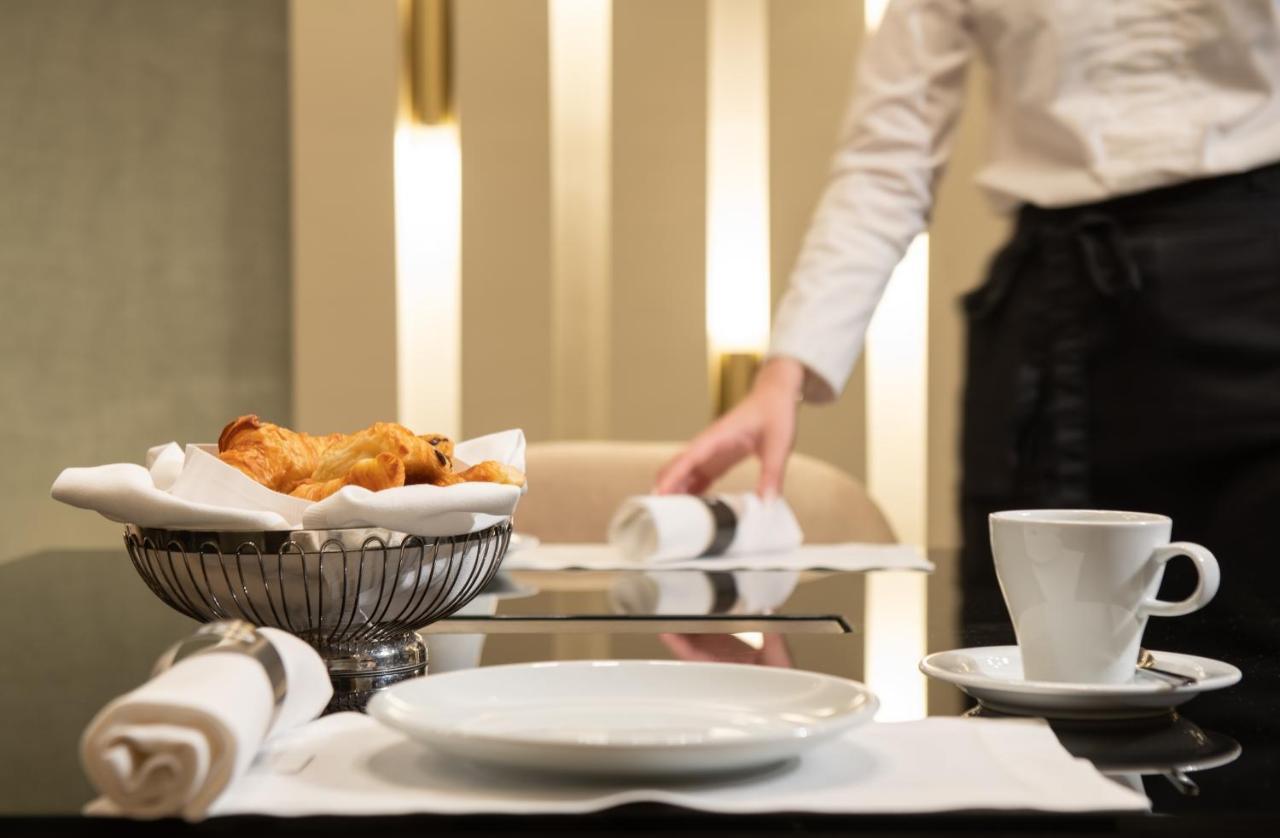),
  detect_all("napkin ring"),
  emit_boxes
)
[708,572,739,613]
[700,498,738,558]
[153,620,287,710]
